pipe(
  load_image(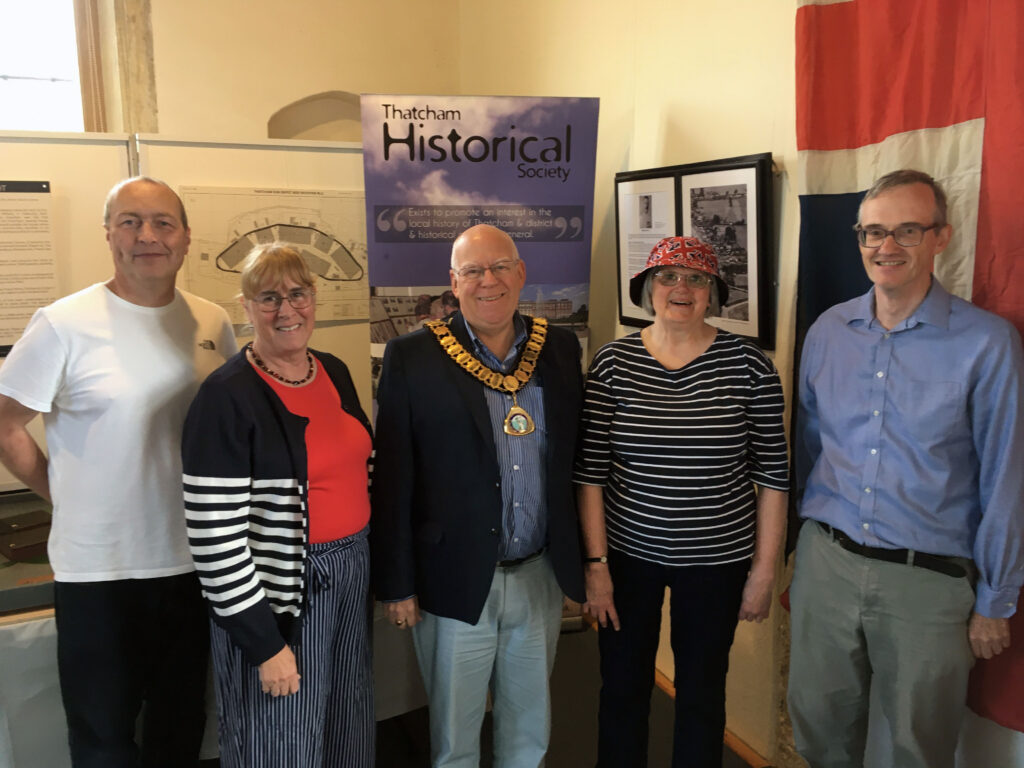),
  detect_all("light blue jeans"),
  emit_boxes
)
[413,553,563,768]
